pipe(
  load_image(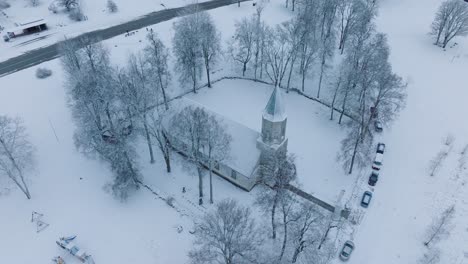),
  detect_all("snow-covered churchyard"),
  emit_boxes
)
[2,0,468,263]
